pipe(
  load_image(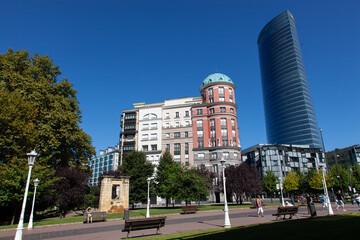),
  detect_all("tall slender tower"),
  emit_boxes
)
[258,10,322,148]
